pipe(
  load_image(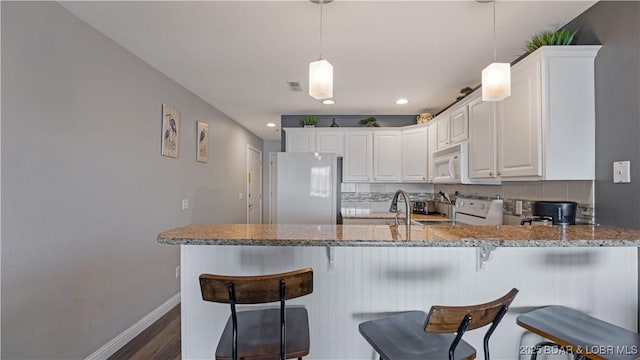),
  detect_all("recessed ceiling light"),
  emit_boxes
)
[395,98,409,105]
[322,99,335,105]
[266,122,276,127]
